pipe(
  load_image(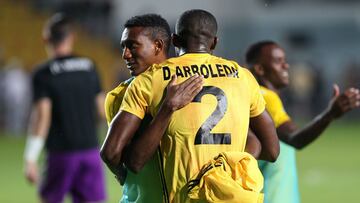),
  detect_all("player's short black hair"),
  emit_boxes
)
[245,40,277,67]
[176,9,218,39]
[124,14,171,53]
[44,13,73,46]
